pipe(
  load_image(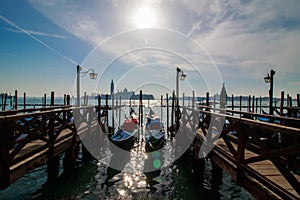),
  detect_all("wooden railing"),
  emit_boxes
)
[0,105,109,189]
[181,106,300,199]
